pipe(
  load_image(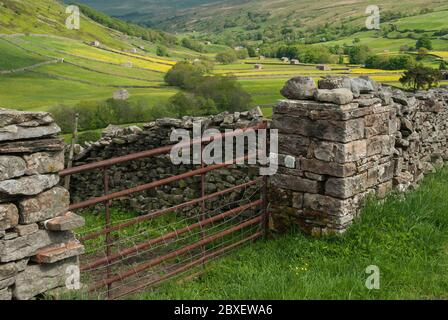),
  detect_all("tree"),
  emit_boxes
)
[440,60,448,71]
[365,54,414,70]
[181,38,205,52]
[416,36,433,50]
[247,46,257,57]
[235,48,249,59]
[156,45,169,57]
[164,62,204,89]
[194,76,251,112]
[347,45,371,64]
[166,92,217,118]
[216,50,238,64]
[399,64,441,92]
